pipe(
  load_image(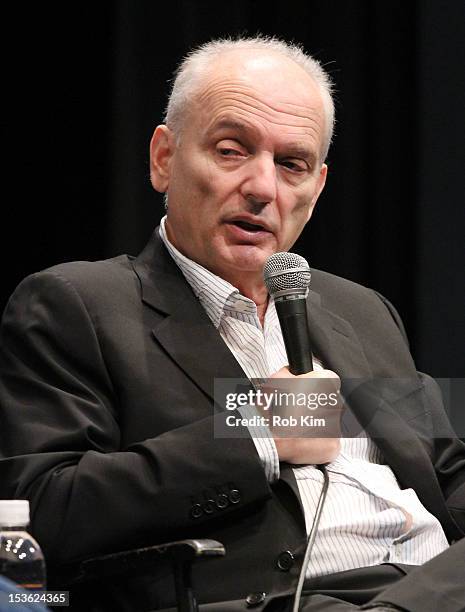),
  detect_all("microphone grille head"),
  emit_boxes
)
[263,252,311,295]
